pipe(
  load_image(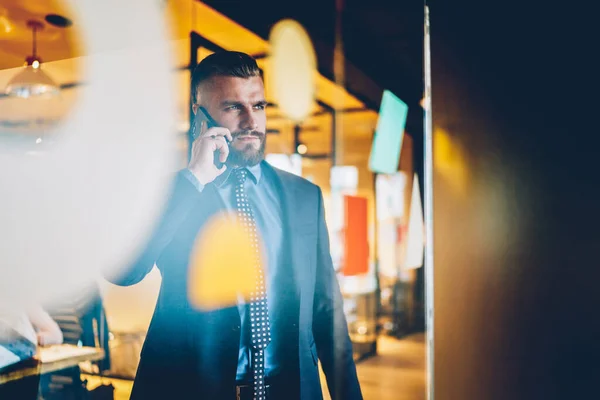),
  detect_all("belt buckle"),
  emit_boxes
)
[236,383,270,400]
[236,384,249,400]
